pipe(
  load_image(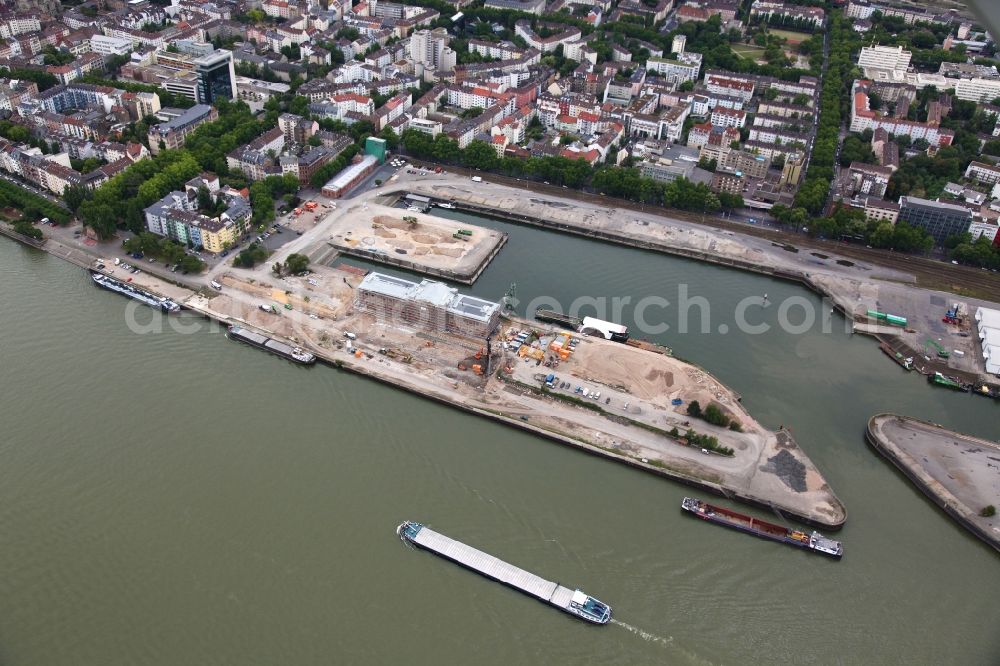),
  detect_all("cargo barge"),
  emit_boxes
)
[397,521,612,625]
[535,308,583,330]
[879,342,913,371]
[91,271,180,313]
[227,325,316,365]
[681,497,843,559]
